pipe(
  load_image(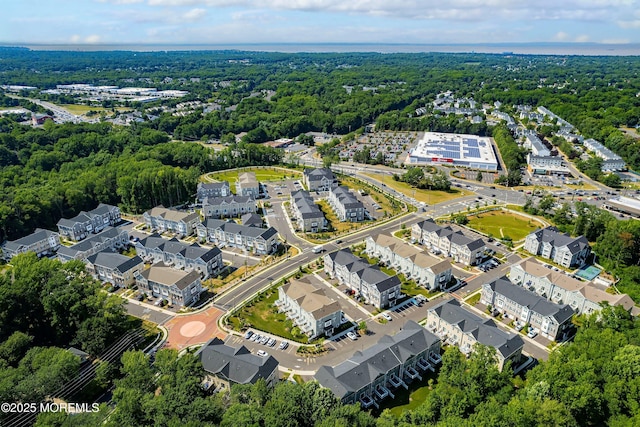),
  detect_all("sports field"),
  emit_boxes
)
[466,211,543,241]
